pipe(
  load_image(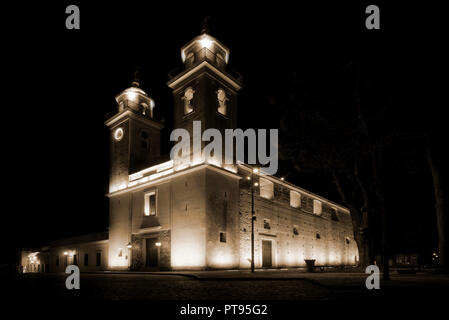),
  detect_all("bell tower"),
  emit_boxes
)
[105,75,164,193]
[167,30,242,154]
